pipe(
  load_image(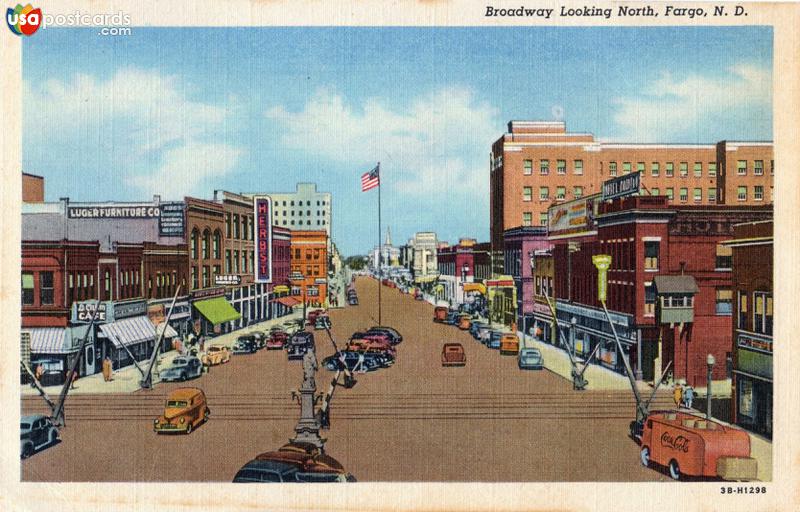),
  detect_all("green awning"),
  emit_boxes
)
[193,297,241,325]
